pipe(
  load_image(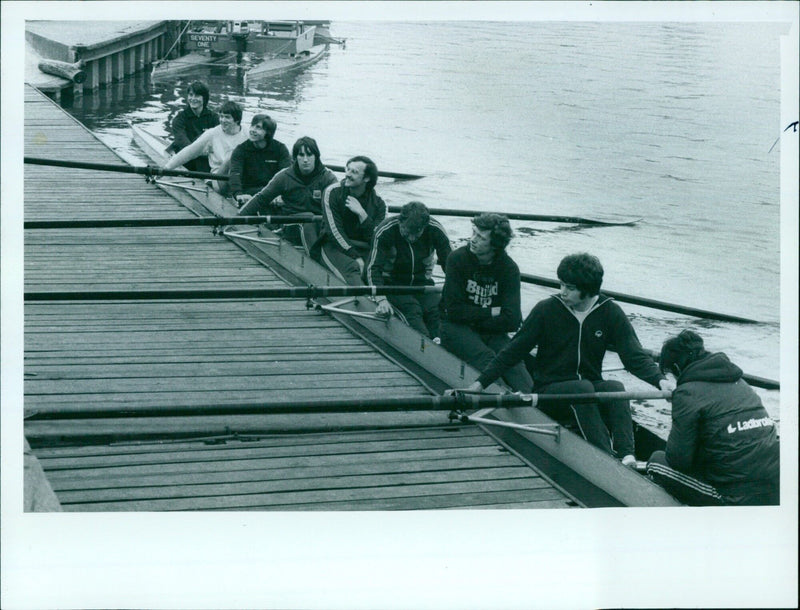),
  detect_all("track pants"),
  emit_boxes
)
[440,322,533,392]
[280,220,322,257]
[646,451,779,506]
[537,378,633,458]
[319,241,365,286]
[388,292,442,339]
